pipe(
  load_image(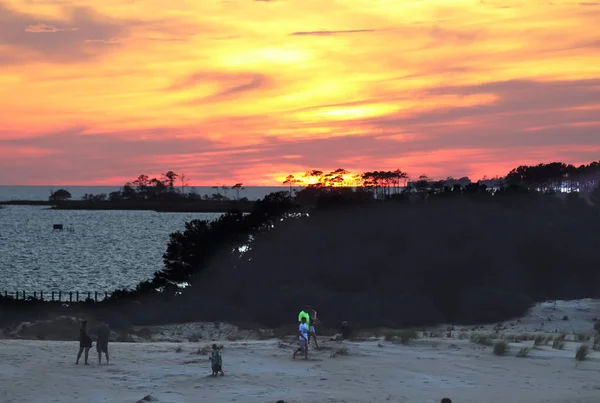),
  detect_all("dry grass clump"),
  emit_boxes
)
[12,316,81,341]
[382,329,419,344]
[516,347,530,358]
[575,344,589,361]
[471,333,494,346]
[187,333,202,342]
[575,333,591,342]
[493,340,509,356]
[552,333,566,350]
[533,335,546,347]
[330,346,349,358]
[398,330,419,345]
[501,334,519,343]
